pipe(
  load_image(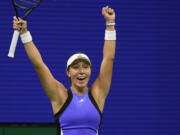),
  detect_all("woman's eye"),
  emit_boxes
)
[72,65,79,69]
[83,65,89,69]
